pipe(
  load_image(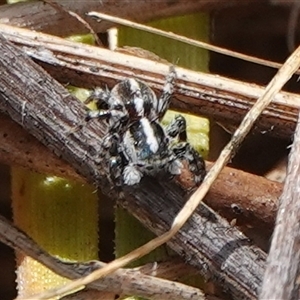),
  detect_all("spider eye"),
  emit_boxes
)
[134,90,142,98]
[113,104,124,111]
